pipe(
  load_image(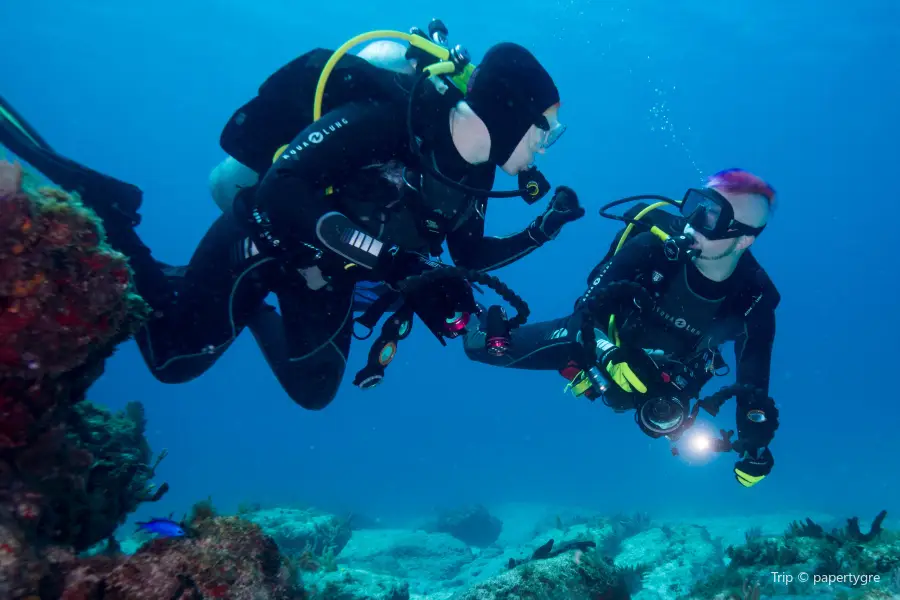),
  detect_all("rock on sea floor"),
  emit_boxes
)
[110,505,900,599]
